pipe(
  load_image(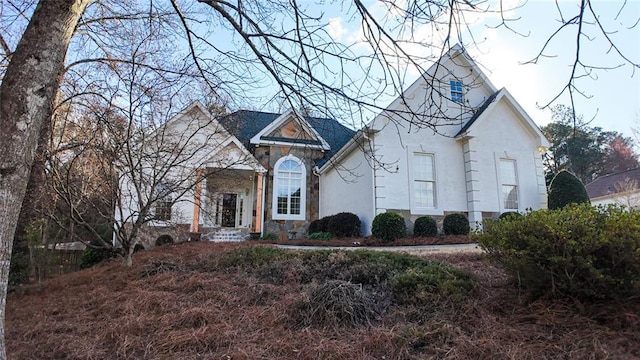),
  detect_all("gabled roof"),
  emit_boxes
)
[455,88,550,148]
[204,136,267,172]
[455,90,500,136]
[249,109,331,150]
[217,110,356,167]
[585,168,640,199]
